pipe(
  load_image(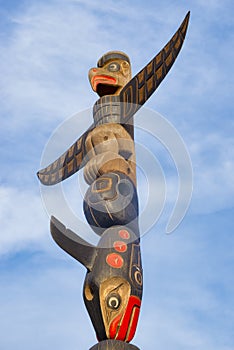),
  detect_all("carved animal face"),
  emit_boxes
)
[83,274,141,342]
[89,54,131,97]
[100,277,141,342]
[83,225,142,342]
[50,217,142,343]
